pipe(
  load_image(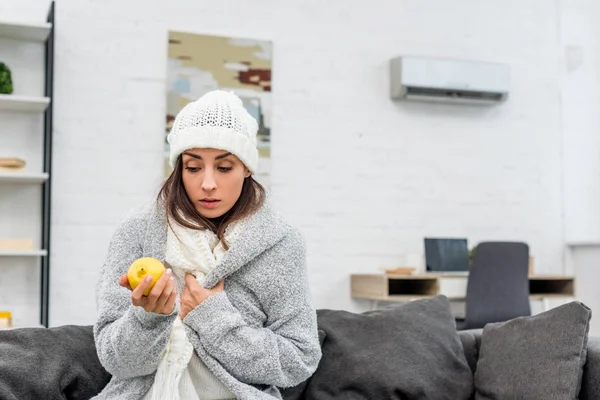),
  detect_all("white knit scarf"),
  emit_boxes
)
[148,217,243,400]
